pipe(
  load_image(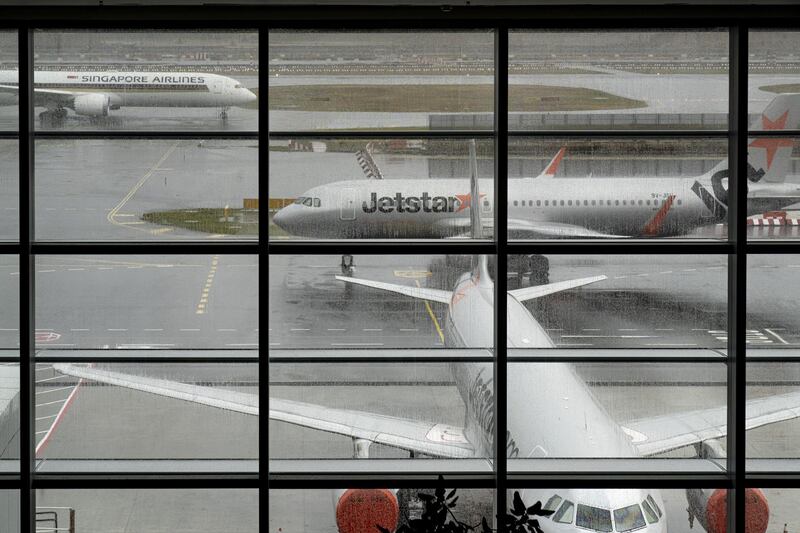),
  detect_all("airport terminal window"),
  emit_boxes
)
[0,9,798,533]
